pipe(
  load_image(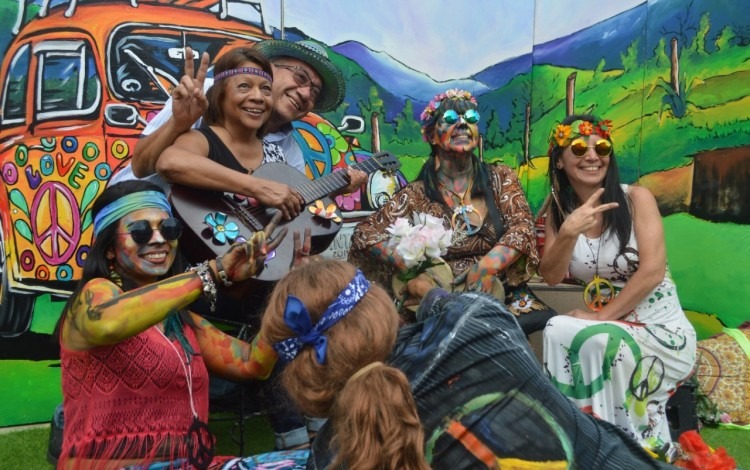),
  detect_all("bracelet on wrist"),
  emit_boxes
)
[190,261,217,313]
[215,256,233,287]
